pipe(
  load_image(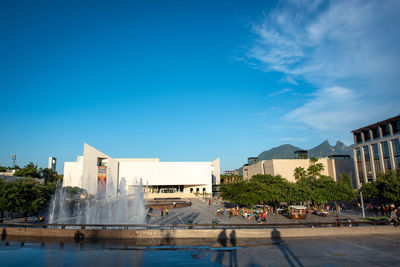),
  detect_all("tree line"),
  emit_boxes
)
[360,170,400,205]
[0,162,63,221]
[220,173,354,208]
